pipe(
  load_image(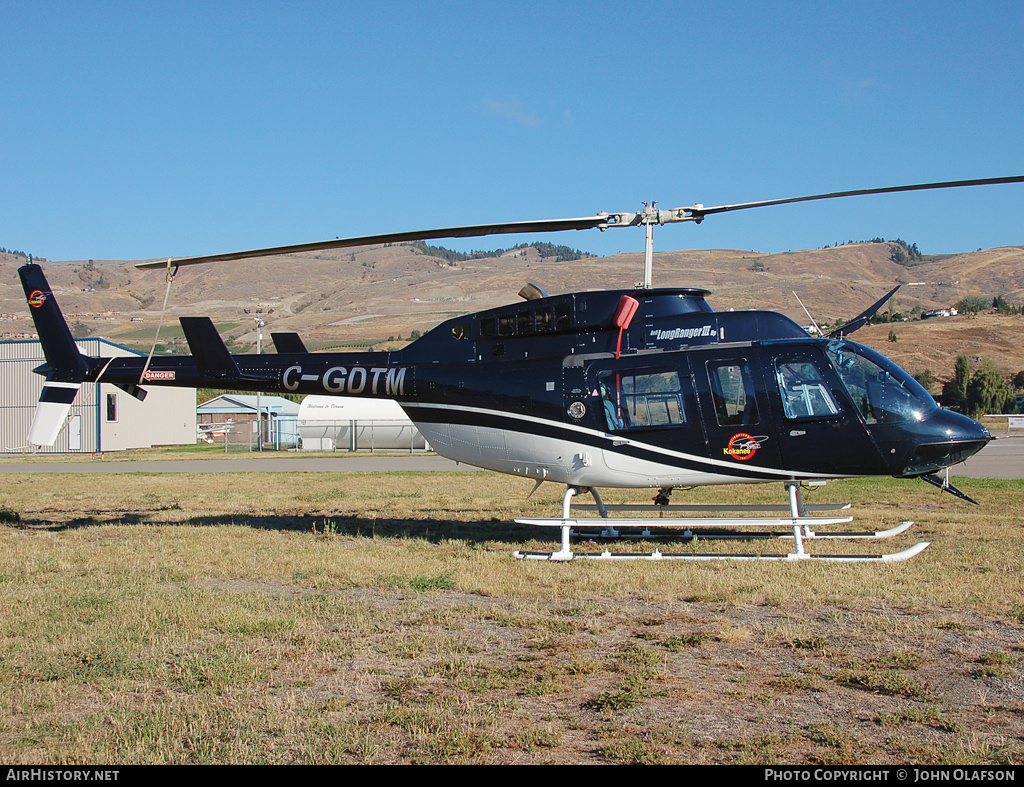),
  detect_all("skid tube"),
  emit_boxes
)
[512,483,928,563]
